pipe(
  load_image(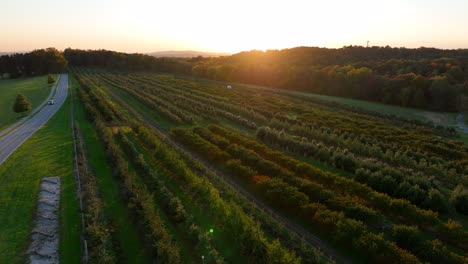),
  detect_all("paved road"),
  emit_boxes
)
[456,113,468,134]
[0,74,68,166]
[0,76,60,139]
